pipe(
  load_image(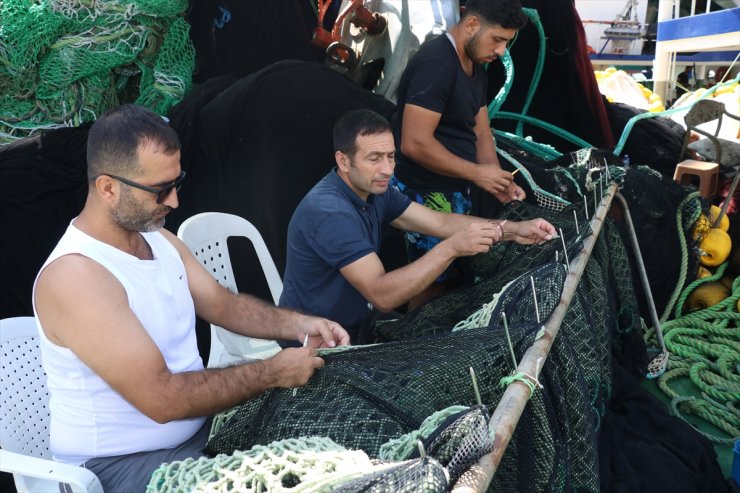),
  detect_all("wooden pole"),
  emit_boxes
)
[451,182,619,493]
